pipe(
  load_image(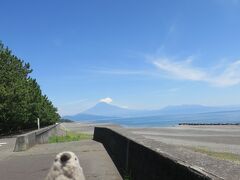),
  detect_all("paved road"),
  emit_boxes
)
[0,126,122,180]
